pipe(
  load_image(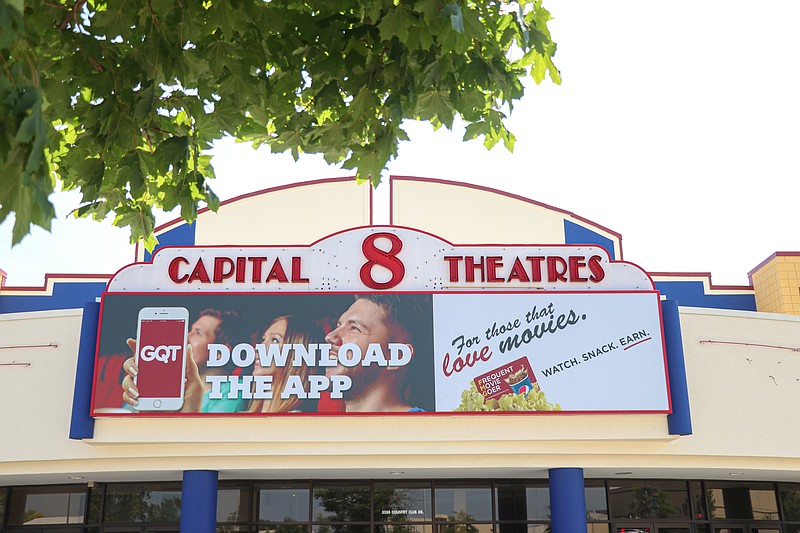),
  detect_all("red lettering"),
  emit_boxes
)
[526,256,544,282]
[249,257,267,283]
[442,345,492,377]
[236,257,246,283]
[291,257,309,283]
[547,257,568,282]
[187,259,211,283]
[568,256,588,282]
[168,257,190,283]
[588,255,605,282]
[213,257,235,282]
[443,256,463,282]
[465,256,485,283]
[266,259,289,283]
[360,233,405,290]
[506,257,530,283]
[486,256,503,282]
